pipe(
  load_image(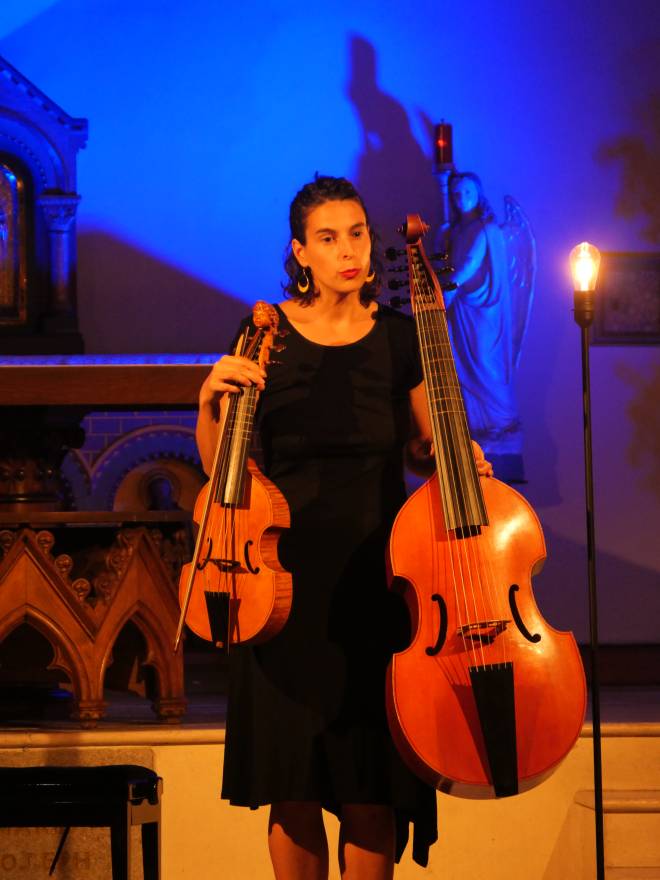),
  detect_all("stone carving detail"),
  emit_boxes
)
[0,53,88,349]
[37,194,80,233]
